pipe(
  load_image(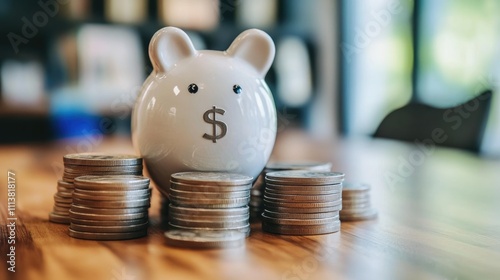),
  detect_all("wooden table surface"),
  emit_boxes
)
[1,130,499,280]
